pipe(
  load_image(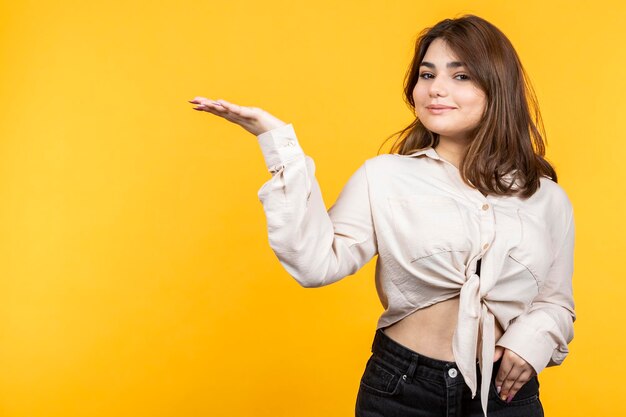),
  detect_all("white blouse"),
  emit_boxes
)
[255,123,576,417]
